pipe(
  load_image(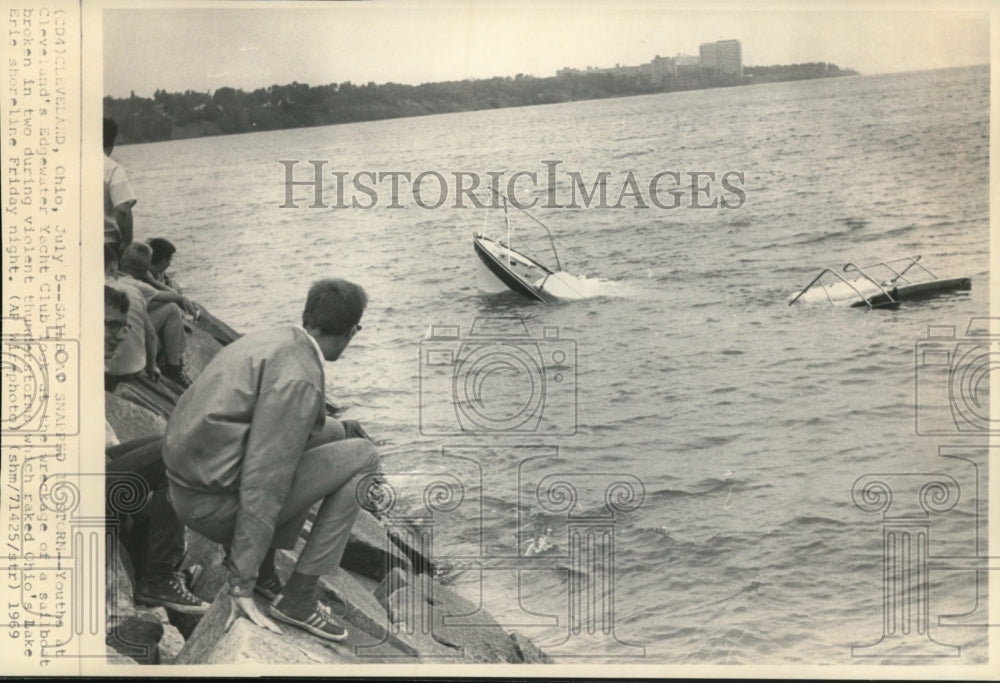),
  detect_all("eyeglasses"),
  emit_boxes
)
[105,320,131,334]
